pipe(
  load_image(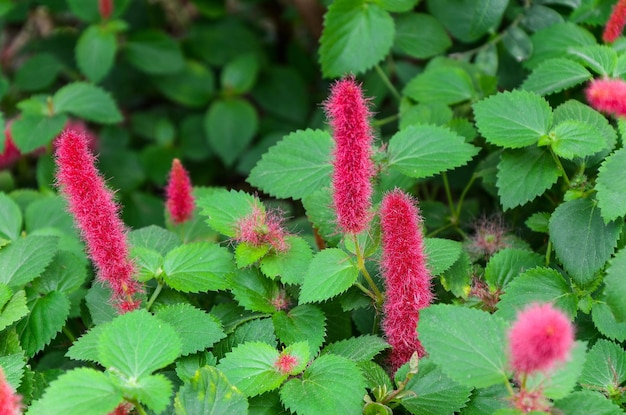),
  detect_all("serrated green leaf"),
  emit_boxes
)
[131,247,163,282]
[580,339,626,395]
[525,23,596,69]
[567,45,617,76]
[502,26,533,62]
[17,290,70,357]
[521,58,591,96]
[496,147,560,210]
[124,30,184,75]
[155,304,226,356]
[66,324,107,363]
[484,248,543,290]
[424,238,462,276]
[420,304,508,388]
[10,113,68,153]
[230,268,280,313]
[322,335,389,362]
[388,124,478,179]
[129,225,181,256]
[27,368,123,415]
[404,67,475,105]
[98,309,182,378]
[525,212,550,233]
[0,193,22,241]
[439,251,472,298]
[473,90,553,148]
[212,318,277,359]
[0,235,58,289]
[154,60,215,108]
[280,354,366,415]
[359,360,393,391]
[548,120,606,159]
[205,98,258,167]
[495,267,577,322]
[120,373,172,414]
[162,242,234,293]
[24,195,76,235]
[76,25,117,83]
[85,283,117,325]
[549,199,622,285]
[273,305,326,353]
[301,188,342,246]
[394,13,451,59]
[427,0,507,43]
[596,147,626,223]
[260,236,313,285]
[592,302,626,342]
[247,129,333,200]
[0,289,27,332]
[217,341,286,397]
[198,189,261,237]
[605,247,626,322]
[554,390,624,415]
[526,340,586,399]
[0,352,25,390]
[174,366,249,415]
[53,82,122,124]
[319,0,394,78]
[31,251,87,294]
[235,243,270,268]
[300,248,359,303]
